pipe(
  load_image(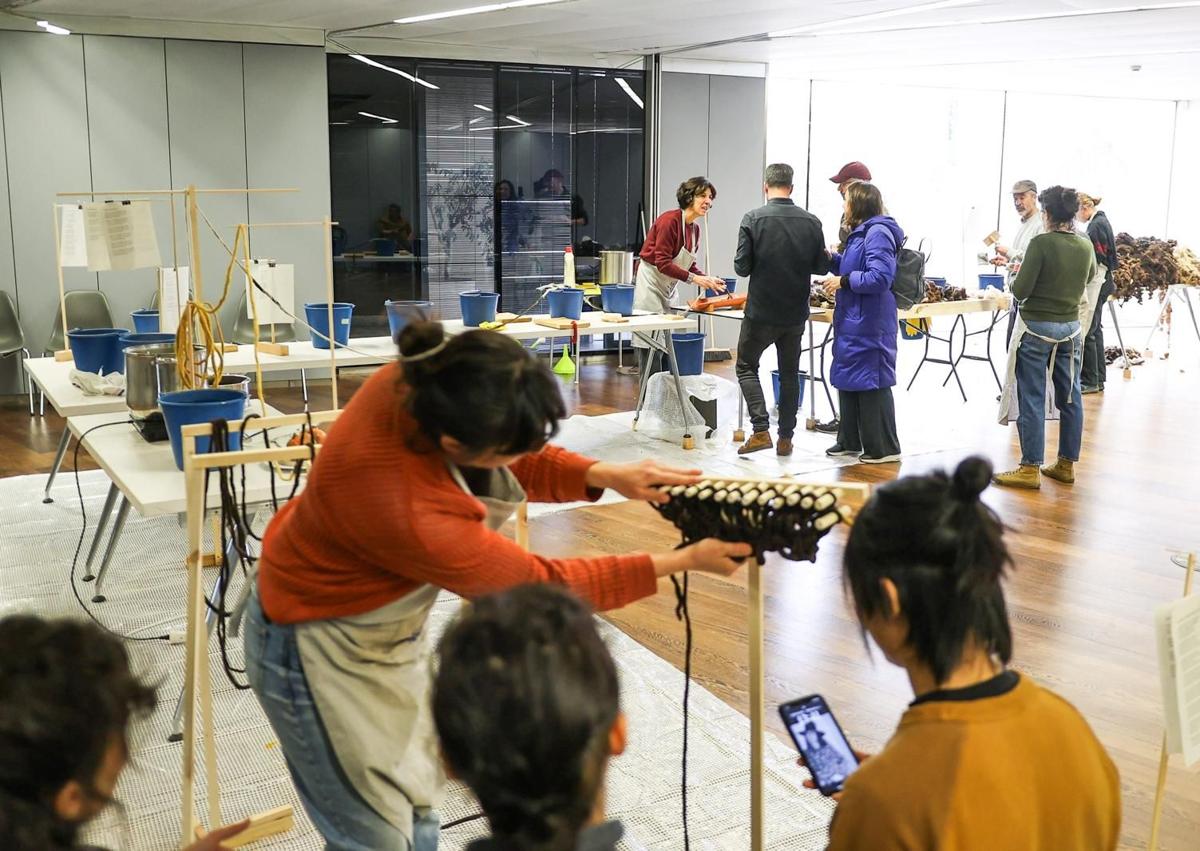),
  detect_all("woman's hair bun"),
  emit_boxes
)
[398,320,445,359]
[951,456,992,502]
